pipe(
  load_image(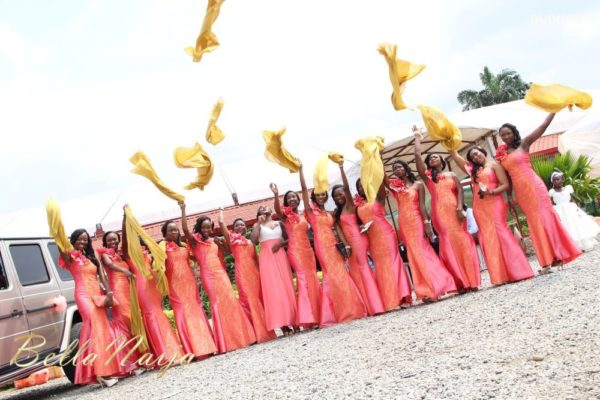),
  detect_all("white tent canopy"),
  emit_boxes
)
[559,111,600,177]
